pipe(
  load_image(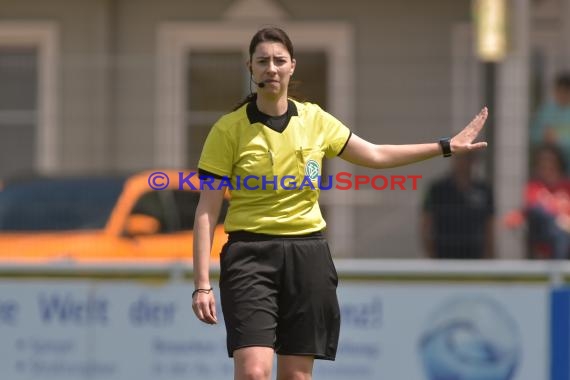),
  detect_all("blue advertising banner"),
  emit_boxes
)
[0,281,549,380]
[551,288,570,380]
[0,281,229,379]
[315,283,548,380]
